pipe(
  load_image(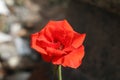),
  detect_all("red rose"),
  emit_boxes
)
[31,20,86,68]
